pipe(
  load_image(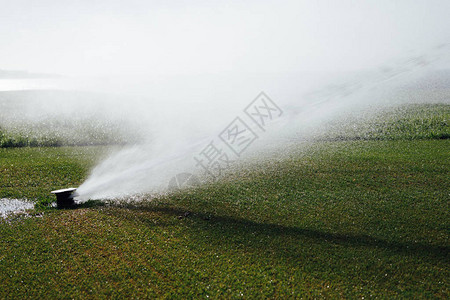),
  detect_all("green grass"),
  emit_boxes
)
[0,103,449,298]
[1,103,448,148]
[0,123,130,148]
[0,140,448,298]
[0,147,105,204]
[0,90,135,148]
[313,103,449,141]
